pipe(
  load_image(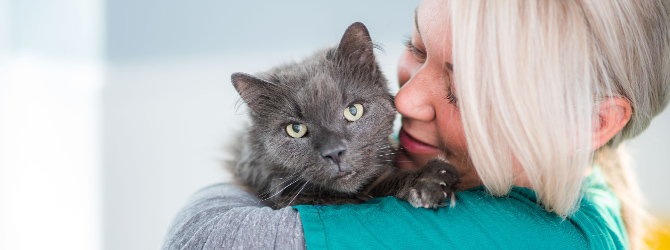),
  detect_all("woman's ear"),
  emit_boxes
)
[591,97,632,149]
